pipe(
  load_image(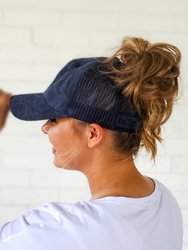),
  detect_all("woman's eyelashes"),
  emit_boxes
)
[50,119,57,123]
